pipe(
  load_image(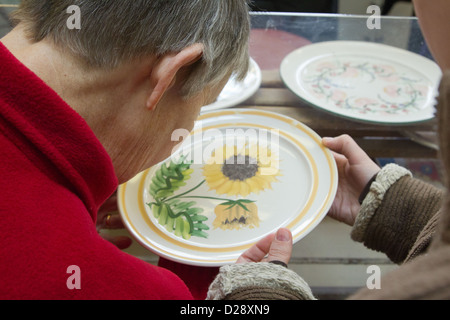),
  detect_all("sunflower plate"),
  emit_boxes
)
[118,109,338,266]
